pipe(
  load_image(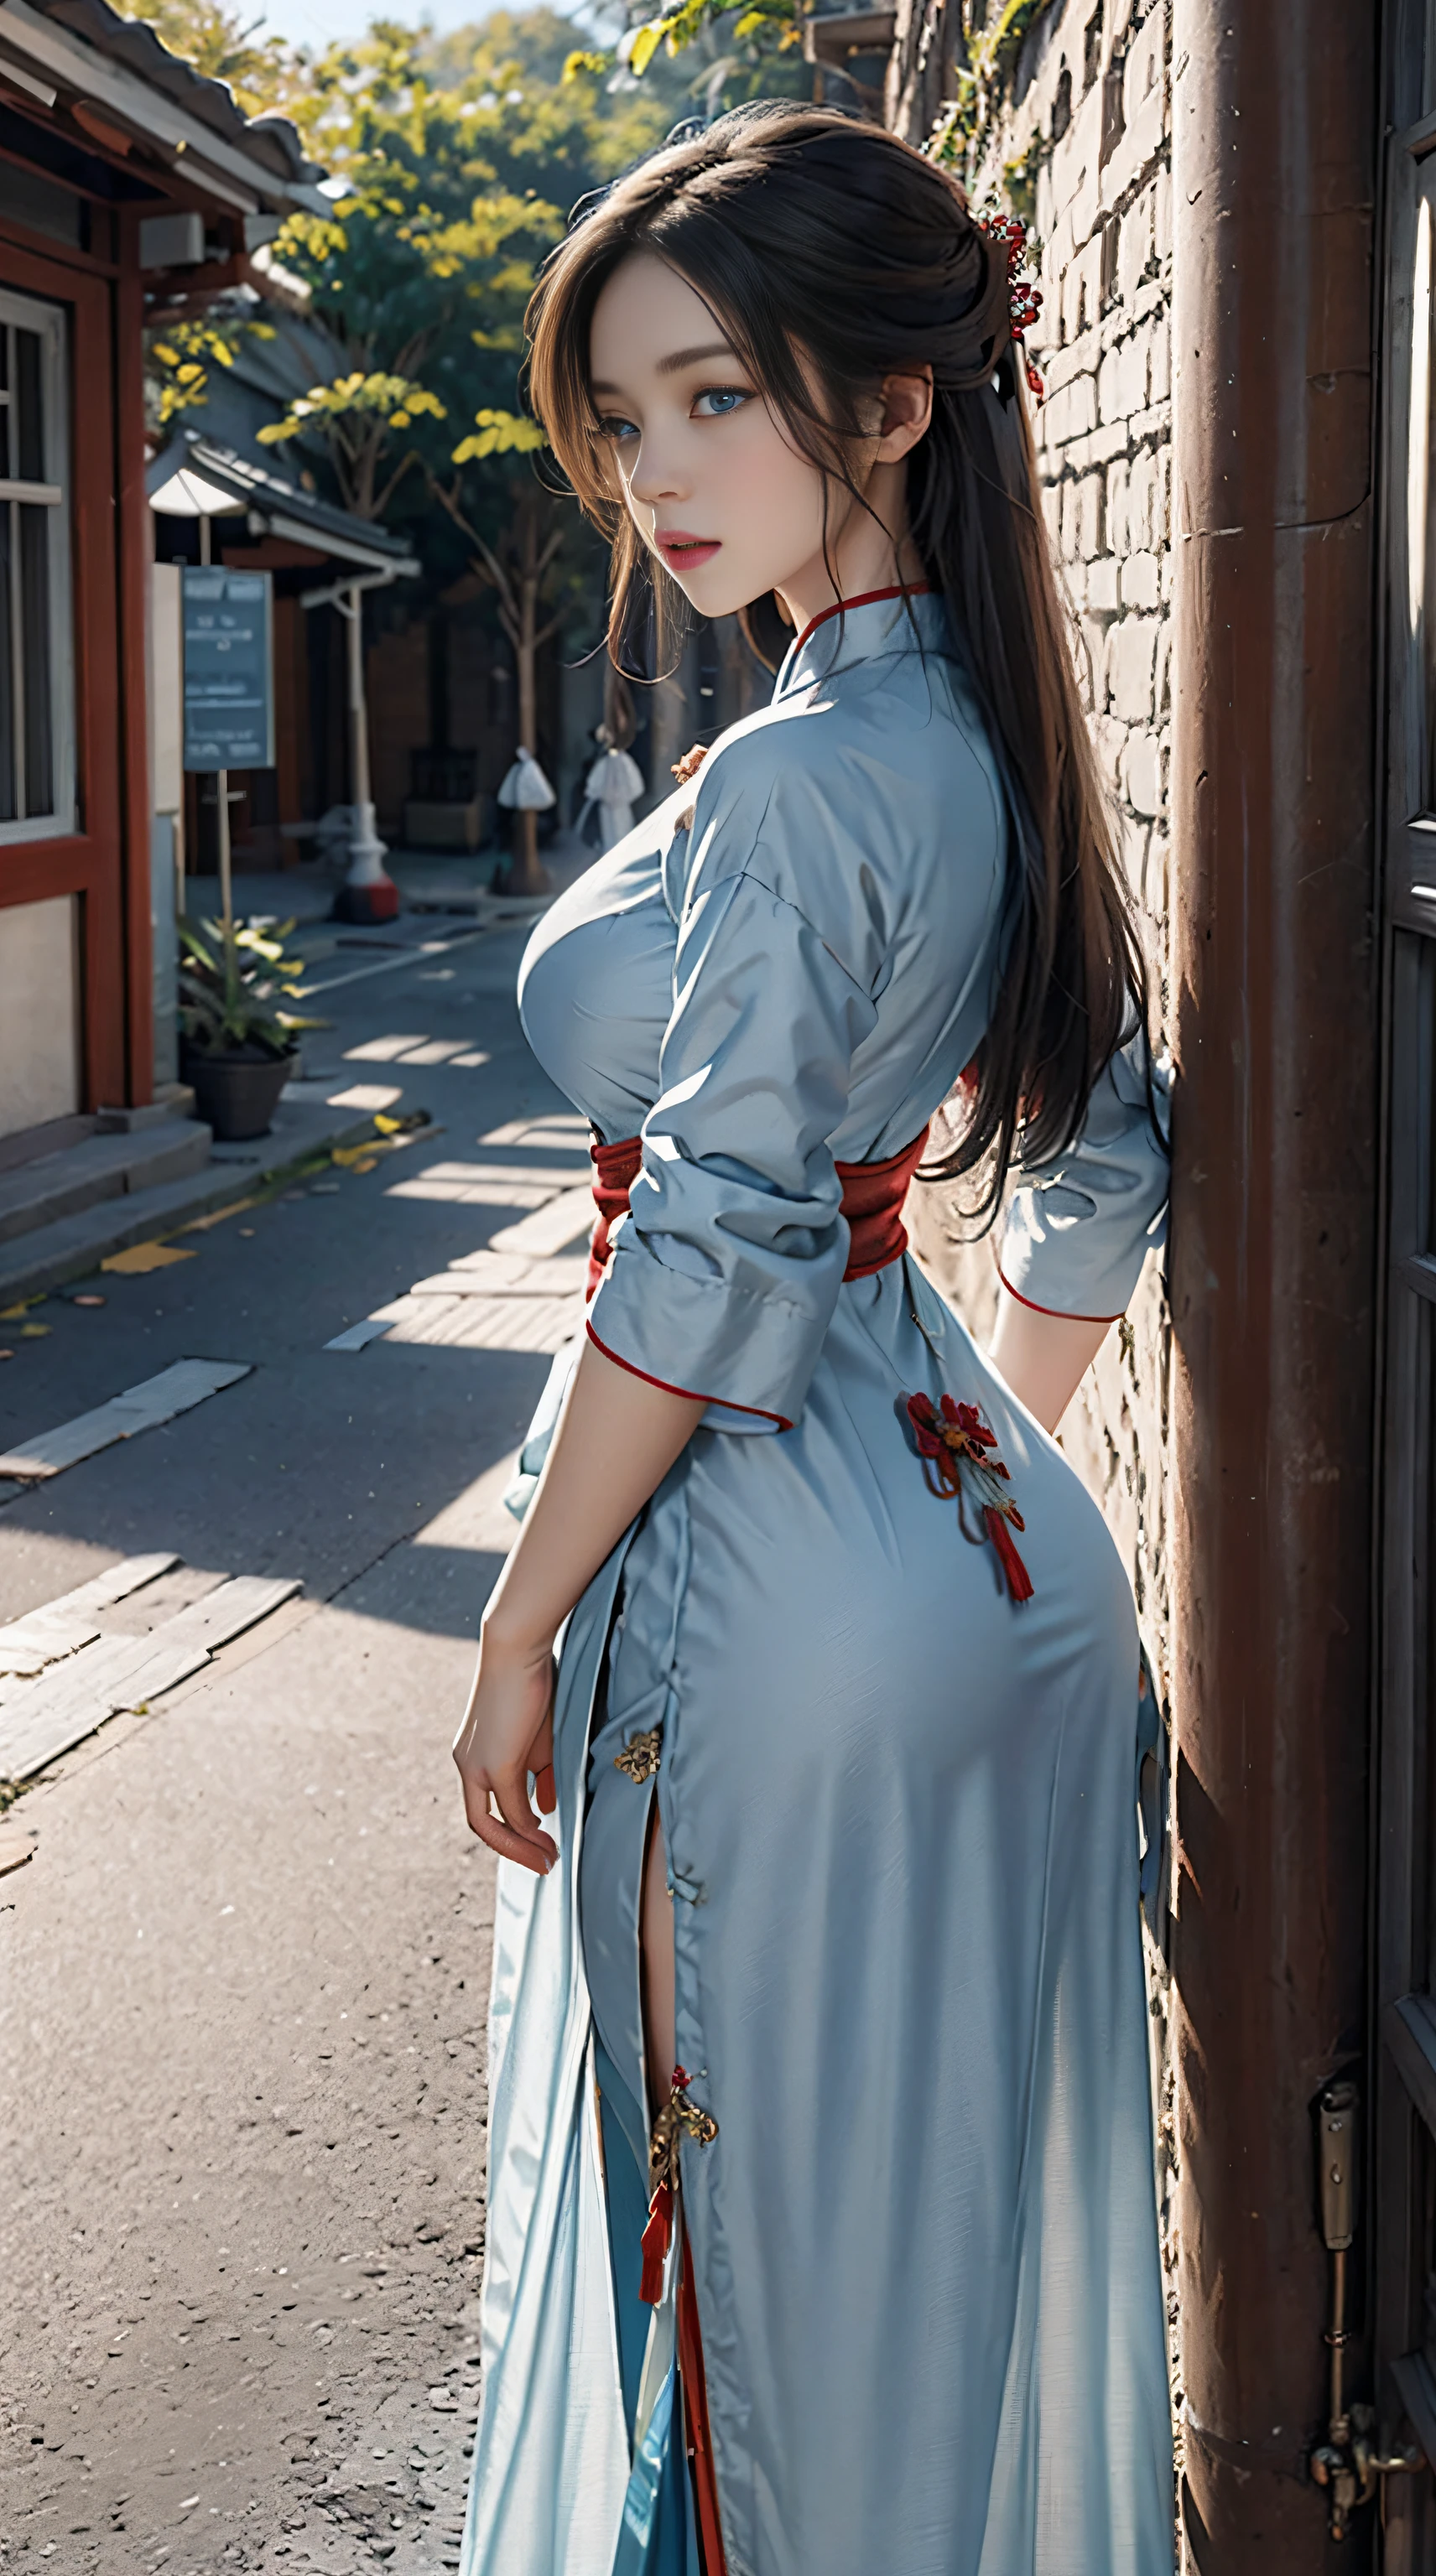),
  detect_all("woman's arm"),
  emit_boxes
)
[988,1280,1111,1435]
[452,1338,705,1874]
[992,1028,1168,1431]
